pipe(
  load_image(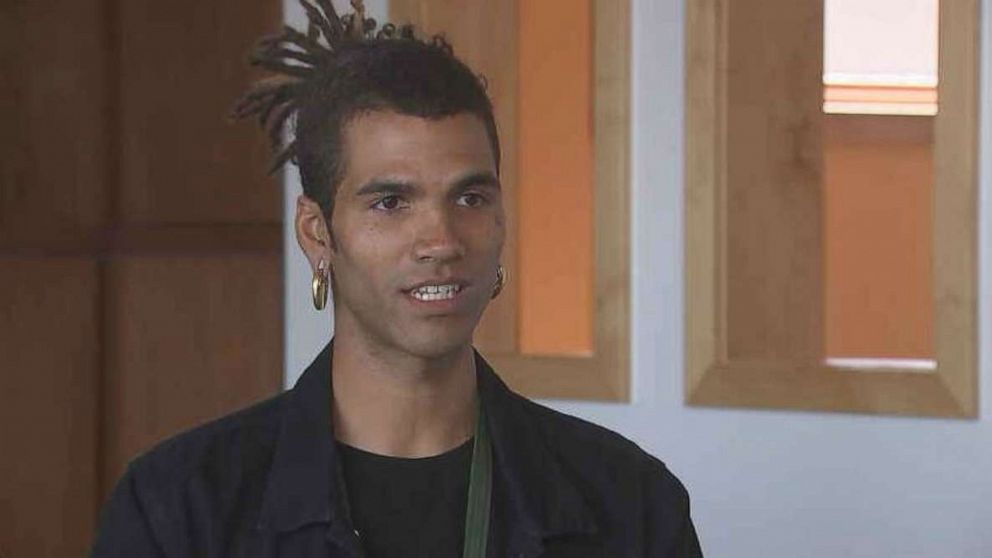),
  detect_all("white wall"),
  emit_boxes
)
[283,1,992,556]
